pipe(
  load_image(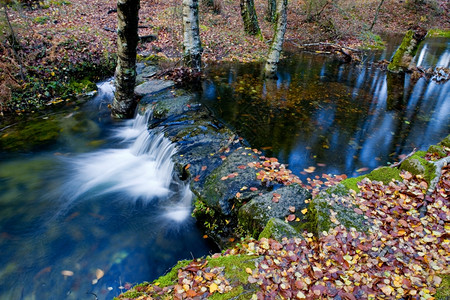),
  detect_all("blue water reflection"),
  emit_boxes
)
[200,36,449,180]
